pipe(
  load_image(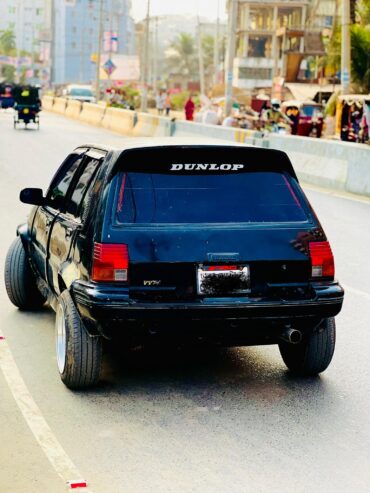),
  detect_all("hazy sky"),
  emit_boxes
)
[131,0,227,21]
